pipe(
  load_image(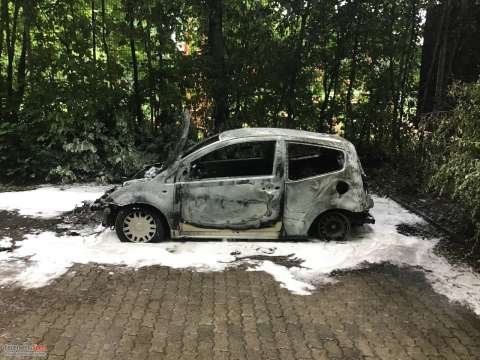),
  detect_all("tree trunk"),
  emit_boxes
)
[418,1,451,115]
[143,19,156,128]
[434,33,449,110]
[418,0,480,117]
[320,38,342,125]
[91,0,96,68]
[6,0,20,115]
[386,3,401,150]
[397,0,418,134]
[206,0,227,132]
[100,0,110,76]
[345,34,359,139]
[0,0,7,69]
[284,2,310,128]
[0,0,8,110]
[126,0,142,124]
[16,0,33,113]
